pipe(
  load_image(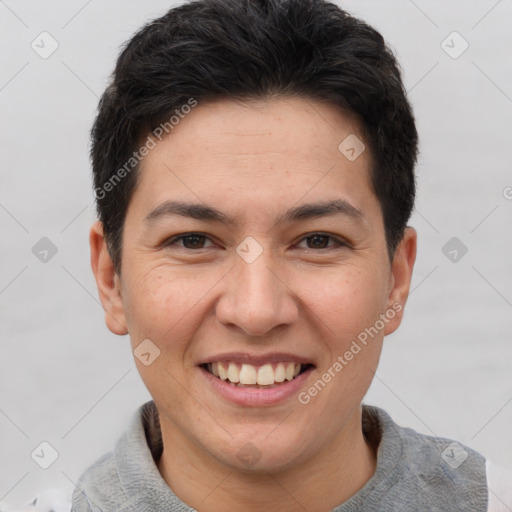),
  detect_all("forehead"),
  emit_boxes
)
[146,96,368,164]
[131,97,378,225]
